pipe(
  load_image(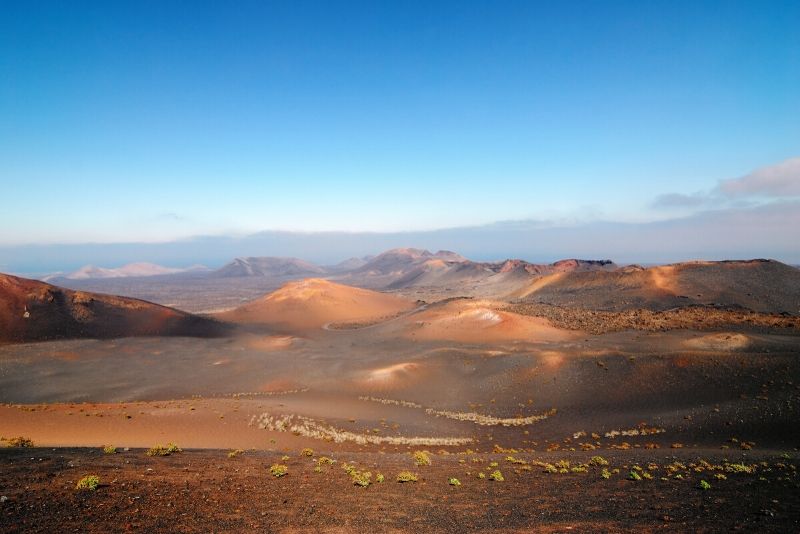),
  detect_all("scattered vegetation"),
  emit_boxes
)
[300,448,314,457]
[357,396,556,427]
[488,470,505,481]
[270,464,288,477]
[76,475,100,491]
[699,479,711,490]
[396,471,419,483]
[102,445,117,454]
[351,470,373,487]
[412,450,431,466]
[254,413,471,446]
[227,449,244,458]
[1,436,34,448]
[448,477,461,486]
[317,456,334,466]
[604,425,665,439]
[507,301,800,334]
[628,471,643,481]
[358,396,422,409]
[341,462,358,475]
[313,456,335,473]
[426,407,557,427]
[376,473,385,483]
[146,442,182,456]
